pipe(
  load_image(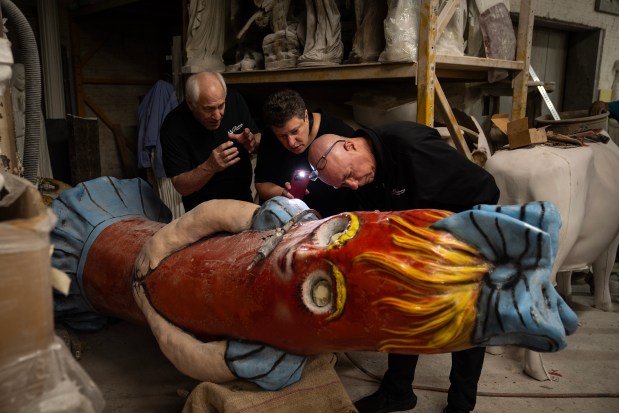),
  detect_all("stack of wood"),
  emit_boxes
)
[545,128,610,147]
